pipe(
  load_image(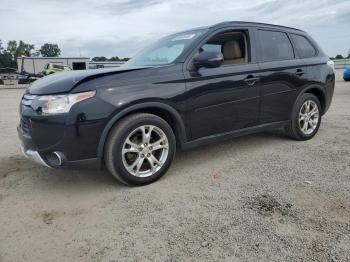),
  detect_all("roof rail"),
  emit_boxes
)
[212,21,304,32]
